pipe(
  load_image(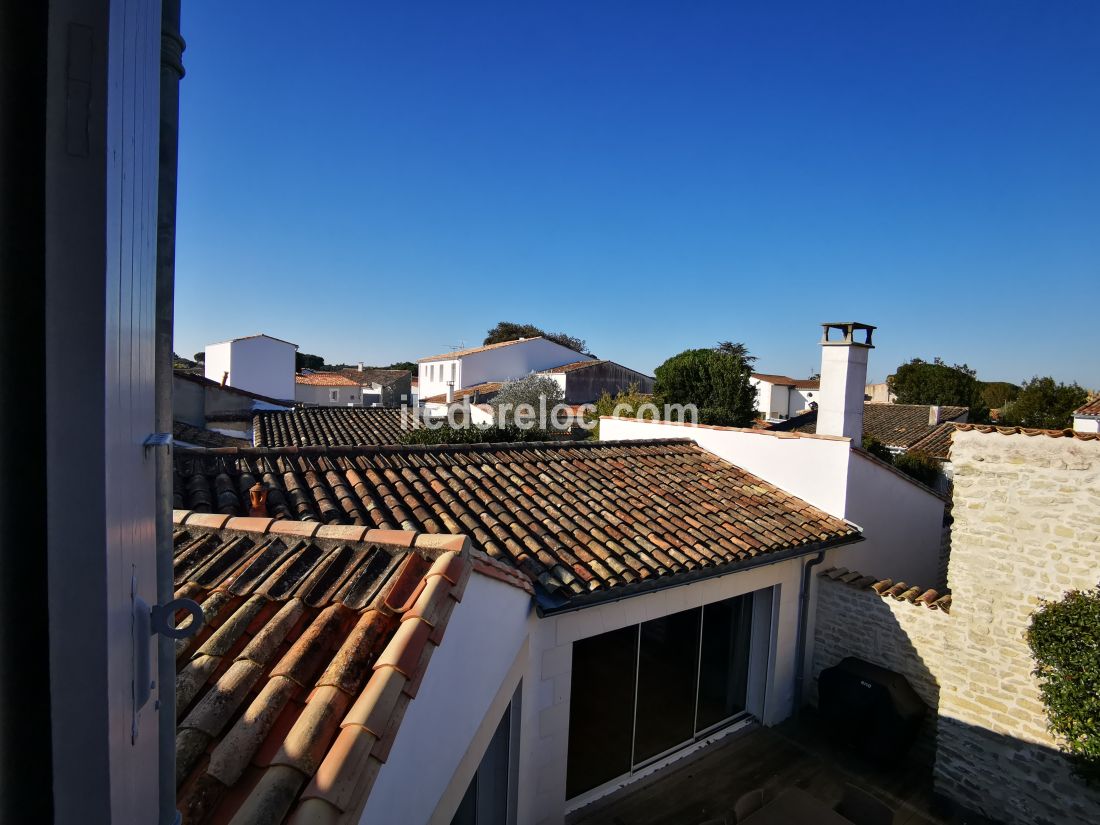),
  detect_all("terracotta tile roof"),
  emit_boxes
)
[254,408,421,448]
[769,403,969,449]
[1074,398,1100,416]
[295,373,360,387]
[907,422,958,460]
[752,373,820,389]
[173,439,860,607]
[819,566,951,612]
[952,422,1100,442]
[540,359,604,374]
[419,337,546,363]
[422,381,504,405]
[209,333,299,348]
[171,513,502,825]
[175,421,251,449]
[333,369,410,388]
